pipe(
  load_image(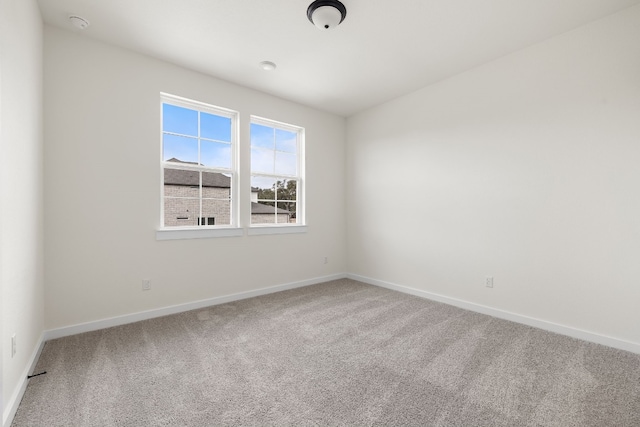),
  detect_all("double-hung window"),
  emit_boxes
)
[250,117,304,226]
[161,94,238,229]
